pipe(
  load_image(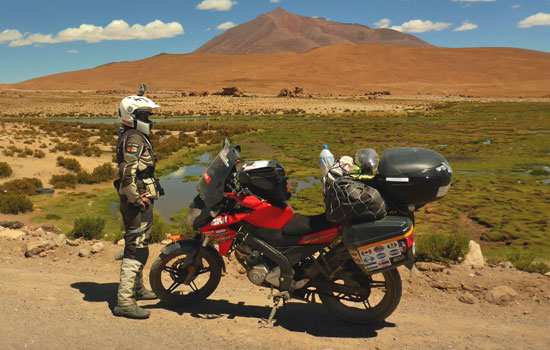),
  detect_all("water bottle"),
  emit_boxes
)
[319,145,335,178]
